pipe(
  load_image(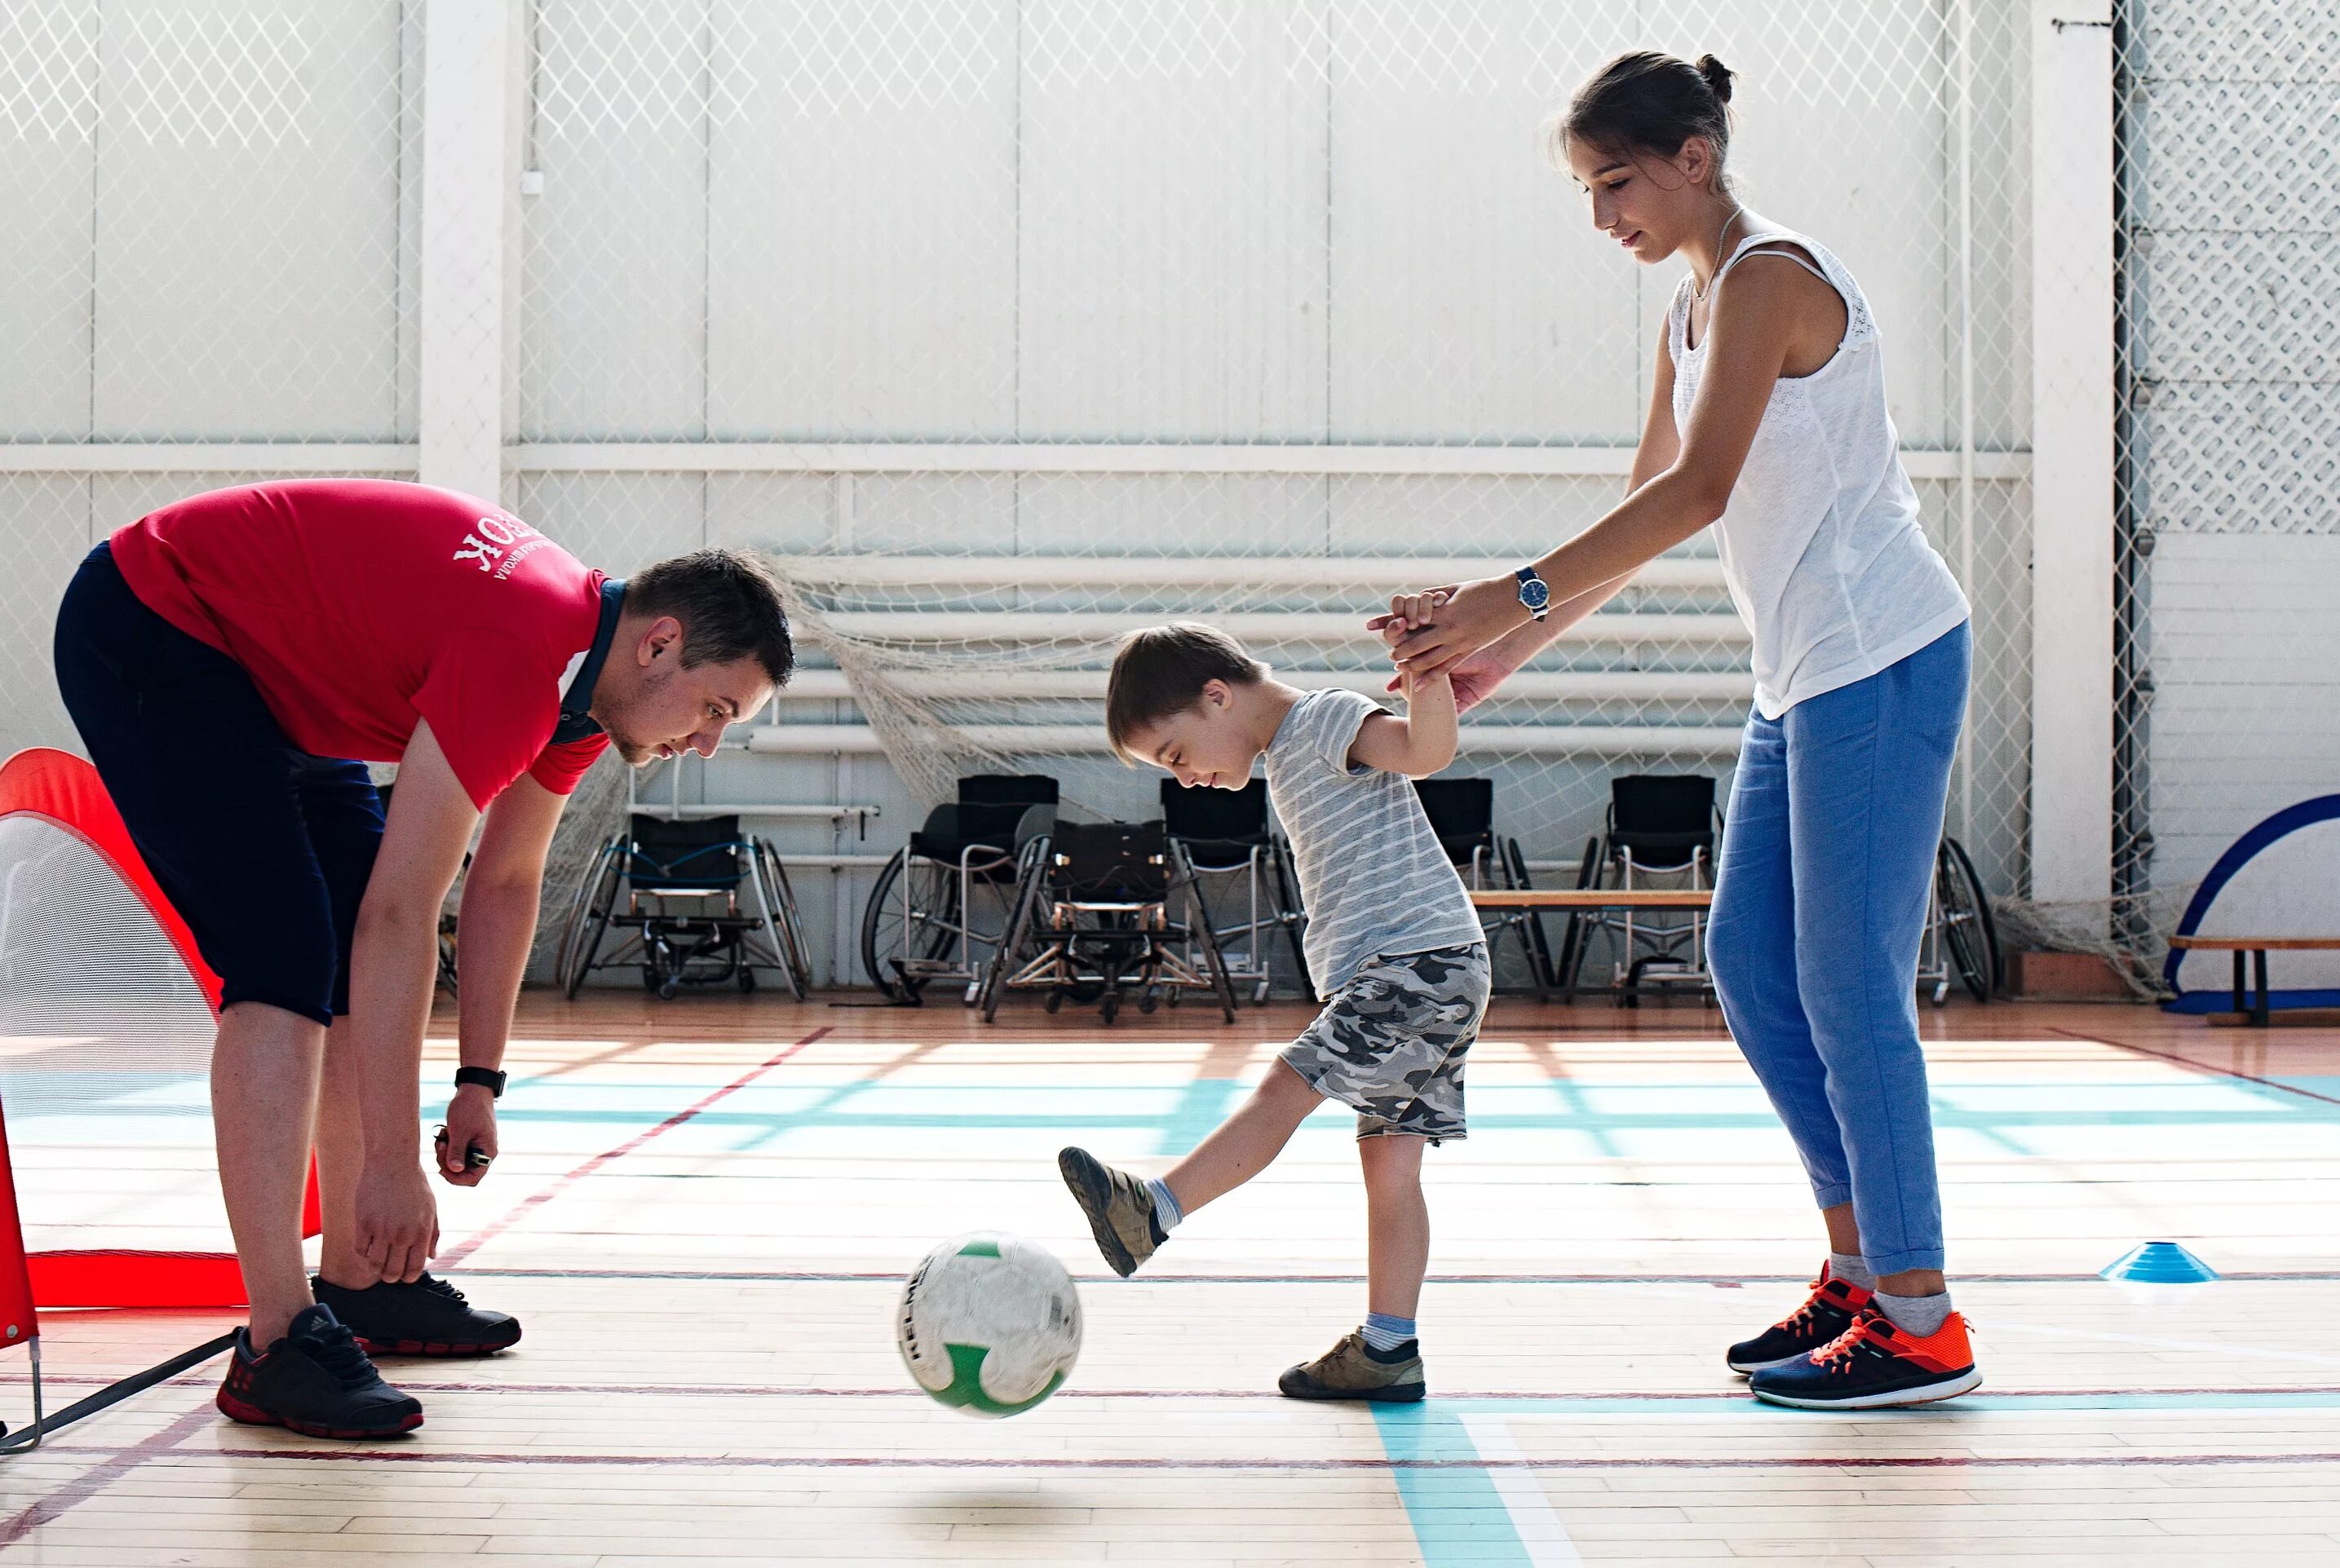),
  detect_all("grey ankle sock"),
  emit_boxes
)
[1828,1251,1877,1289]
[1145,1176,1183,1233]
[1873,1288,1953,1337]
